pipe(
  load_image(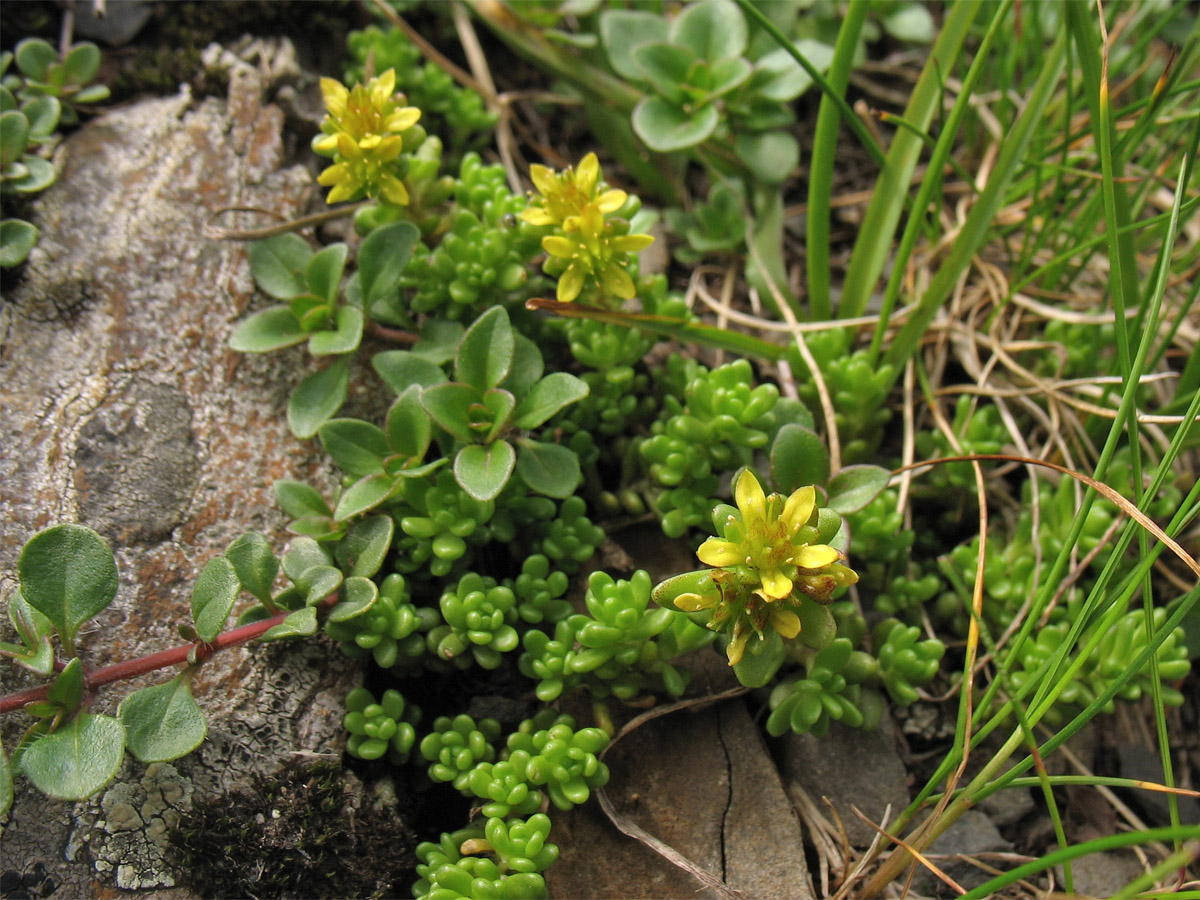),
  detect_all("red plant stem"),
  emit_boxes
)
[0,595,339,715]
